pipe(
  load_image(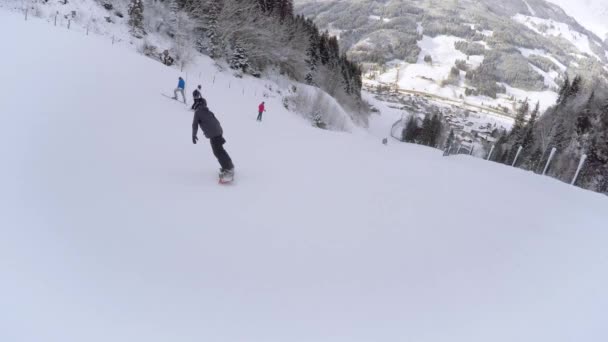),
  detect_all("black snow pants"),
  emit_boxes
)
[257,111,263,121]
[210,136,234,171]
